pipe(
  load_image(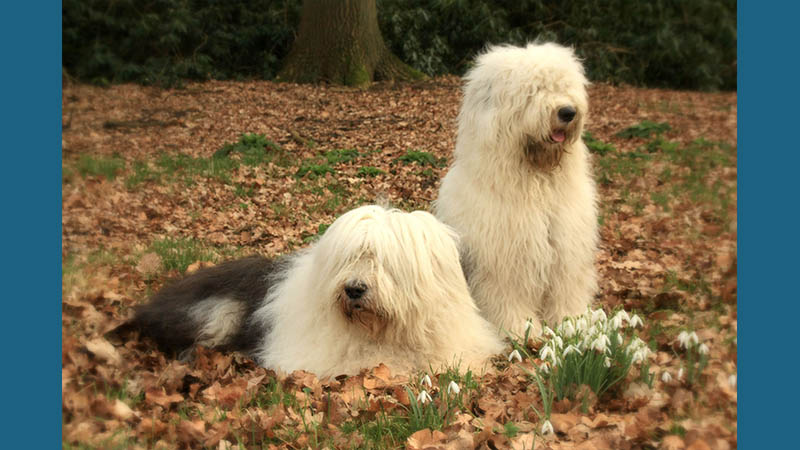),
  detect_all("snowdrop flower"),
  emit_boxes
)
[631,348,649,365]
[591,308,607,324]
[576,317,589,333]
[420,374,432,389]
[539,345,555,363]
[524,320,536,335]
[508,349,523,363]
[540,419,554,435]
[728,374,737,389]
[417,390,432,404]
[677,368,684,380]
[661,371,673,383]
[698,343,709,355]
[604,356,612,368]
[689,332,699,346]
[610,314,625,330]
[629,314,643,328]
[628,337,647,353]
[539,363,550,374]
[677,331,691,349]
[562,320,576,338]
[552,335,564,349]
[580,335,592,351]
[562,344,583,357]
[447,381,460,394]
[591,335,611,353]
[543,326,556,338]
